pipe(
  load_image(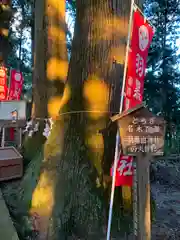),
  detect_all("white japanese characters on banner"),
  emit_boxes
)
[123,10,154,110]
[0,66,7,100]
[111,9,154,187]
[139,25,149,51]
[8,69,23,100]
[110,155,133,186]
